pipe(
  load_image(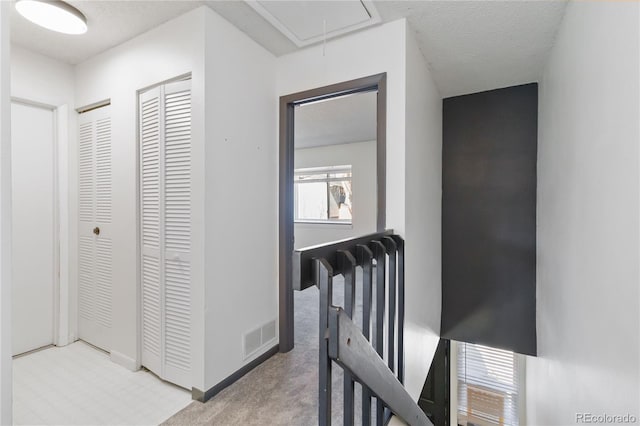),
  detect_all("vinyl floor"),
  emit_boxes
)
[13,341,192,425]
